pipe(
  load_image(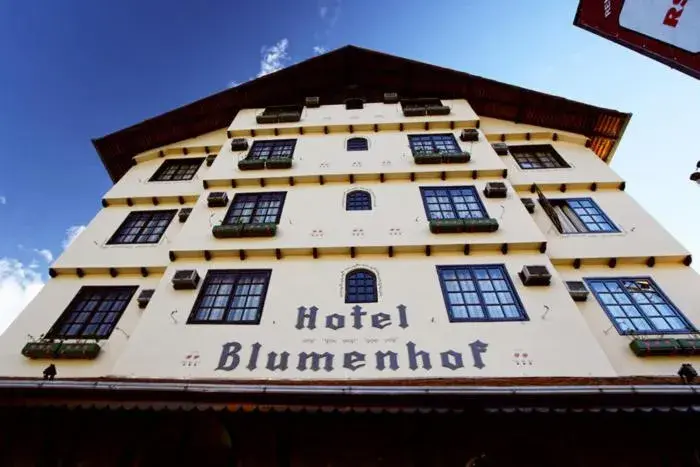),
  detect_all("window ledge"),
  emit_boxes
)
[628,337,700,357]
[213,223,277,238]
[429,218,499,234]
